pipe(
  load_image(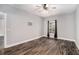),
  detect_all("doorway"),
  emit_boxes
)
[47,20,57,38]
